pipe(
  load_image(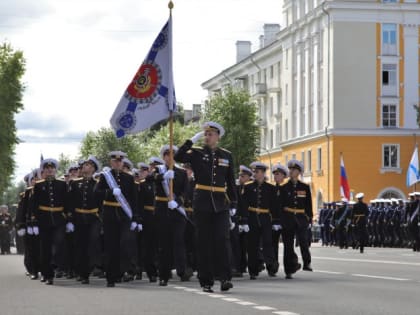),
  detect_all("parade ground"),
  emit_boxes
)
[1,244,418,315]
